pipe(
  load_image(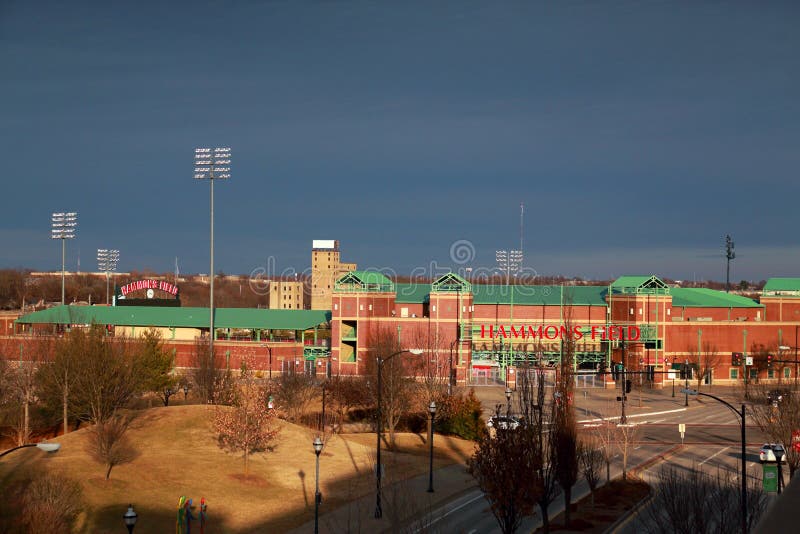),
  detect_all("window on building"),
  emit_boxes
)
[785,367,791,379]
[768,369,775,379]
[730,368,739,379]
[749,368,758,379]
